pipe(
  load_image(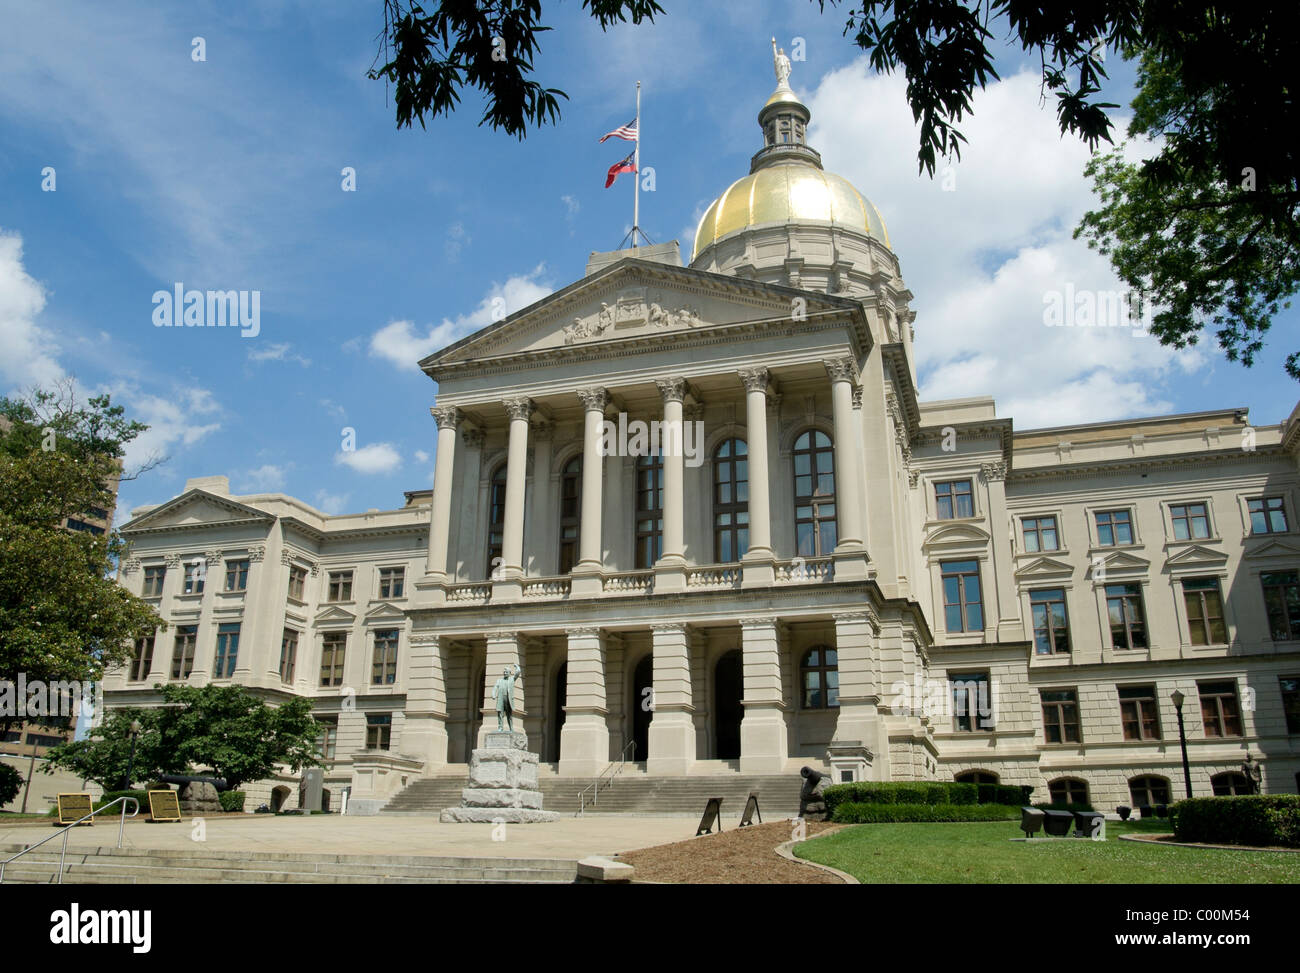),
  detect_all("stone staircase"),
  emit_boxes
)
[383,766,807,818]
[0,844,578,884]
